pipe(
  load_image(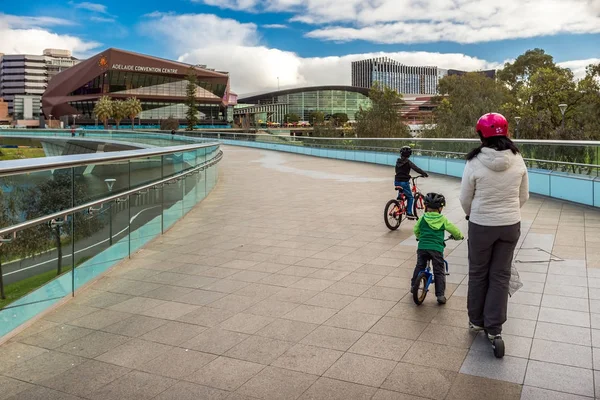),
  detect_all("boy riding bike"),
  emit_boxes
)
[411,193,464,304]
[395,146,428,220]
